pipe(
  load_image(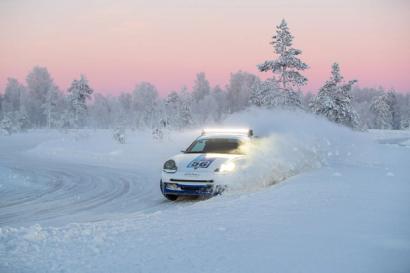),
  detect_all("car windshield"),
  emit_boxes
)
[185,138,243,154]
